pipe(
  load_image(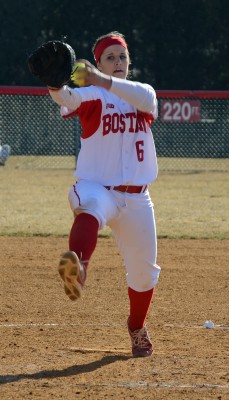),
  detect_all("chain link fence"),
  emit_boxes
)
[1,87,228,171]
